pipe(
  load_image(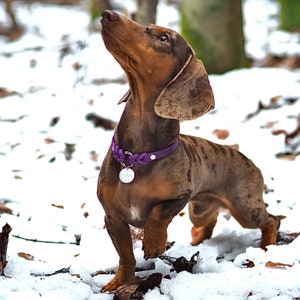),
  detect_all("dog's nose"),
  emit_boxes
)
[101,10,119,25]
